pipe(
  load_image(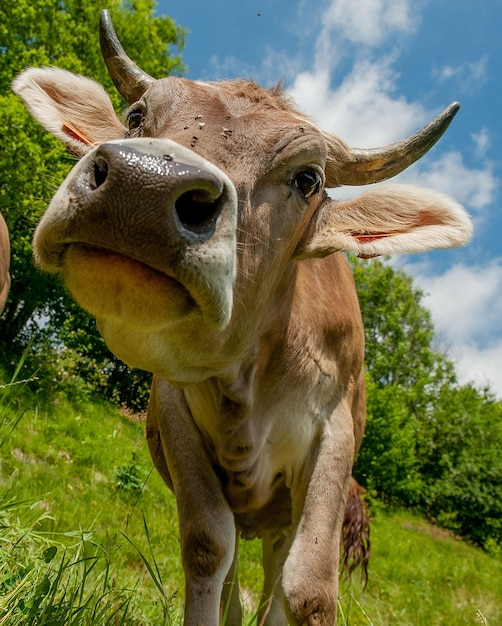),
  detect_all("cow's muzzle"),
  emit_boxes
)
[89,143,225,241]
[34,138,238,329]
